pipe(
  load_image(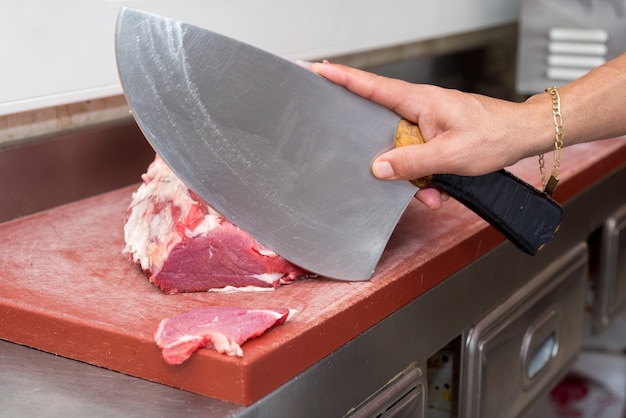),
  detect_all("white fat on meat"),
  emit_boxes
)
[123,155,308,293]
[123,156,221,273]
